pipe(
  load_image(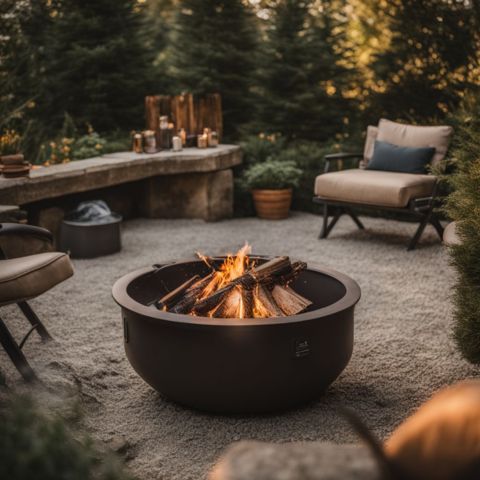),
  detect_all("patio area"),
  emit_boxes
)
[0,213,475,479]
